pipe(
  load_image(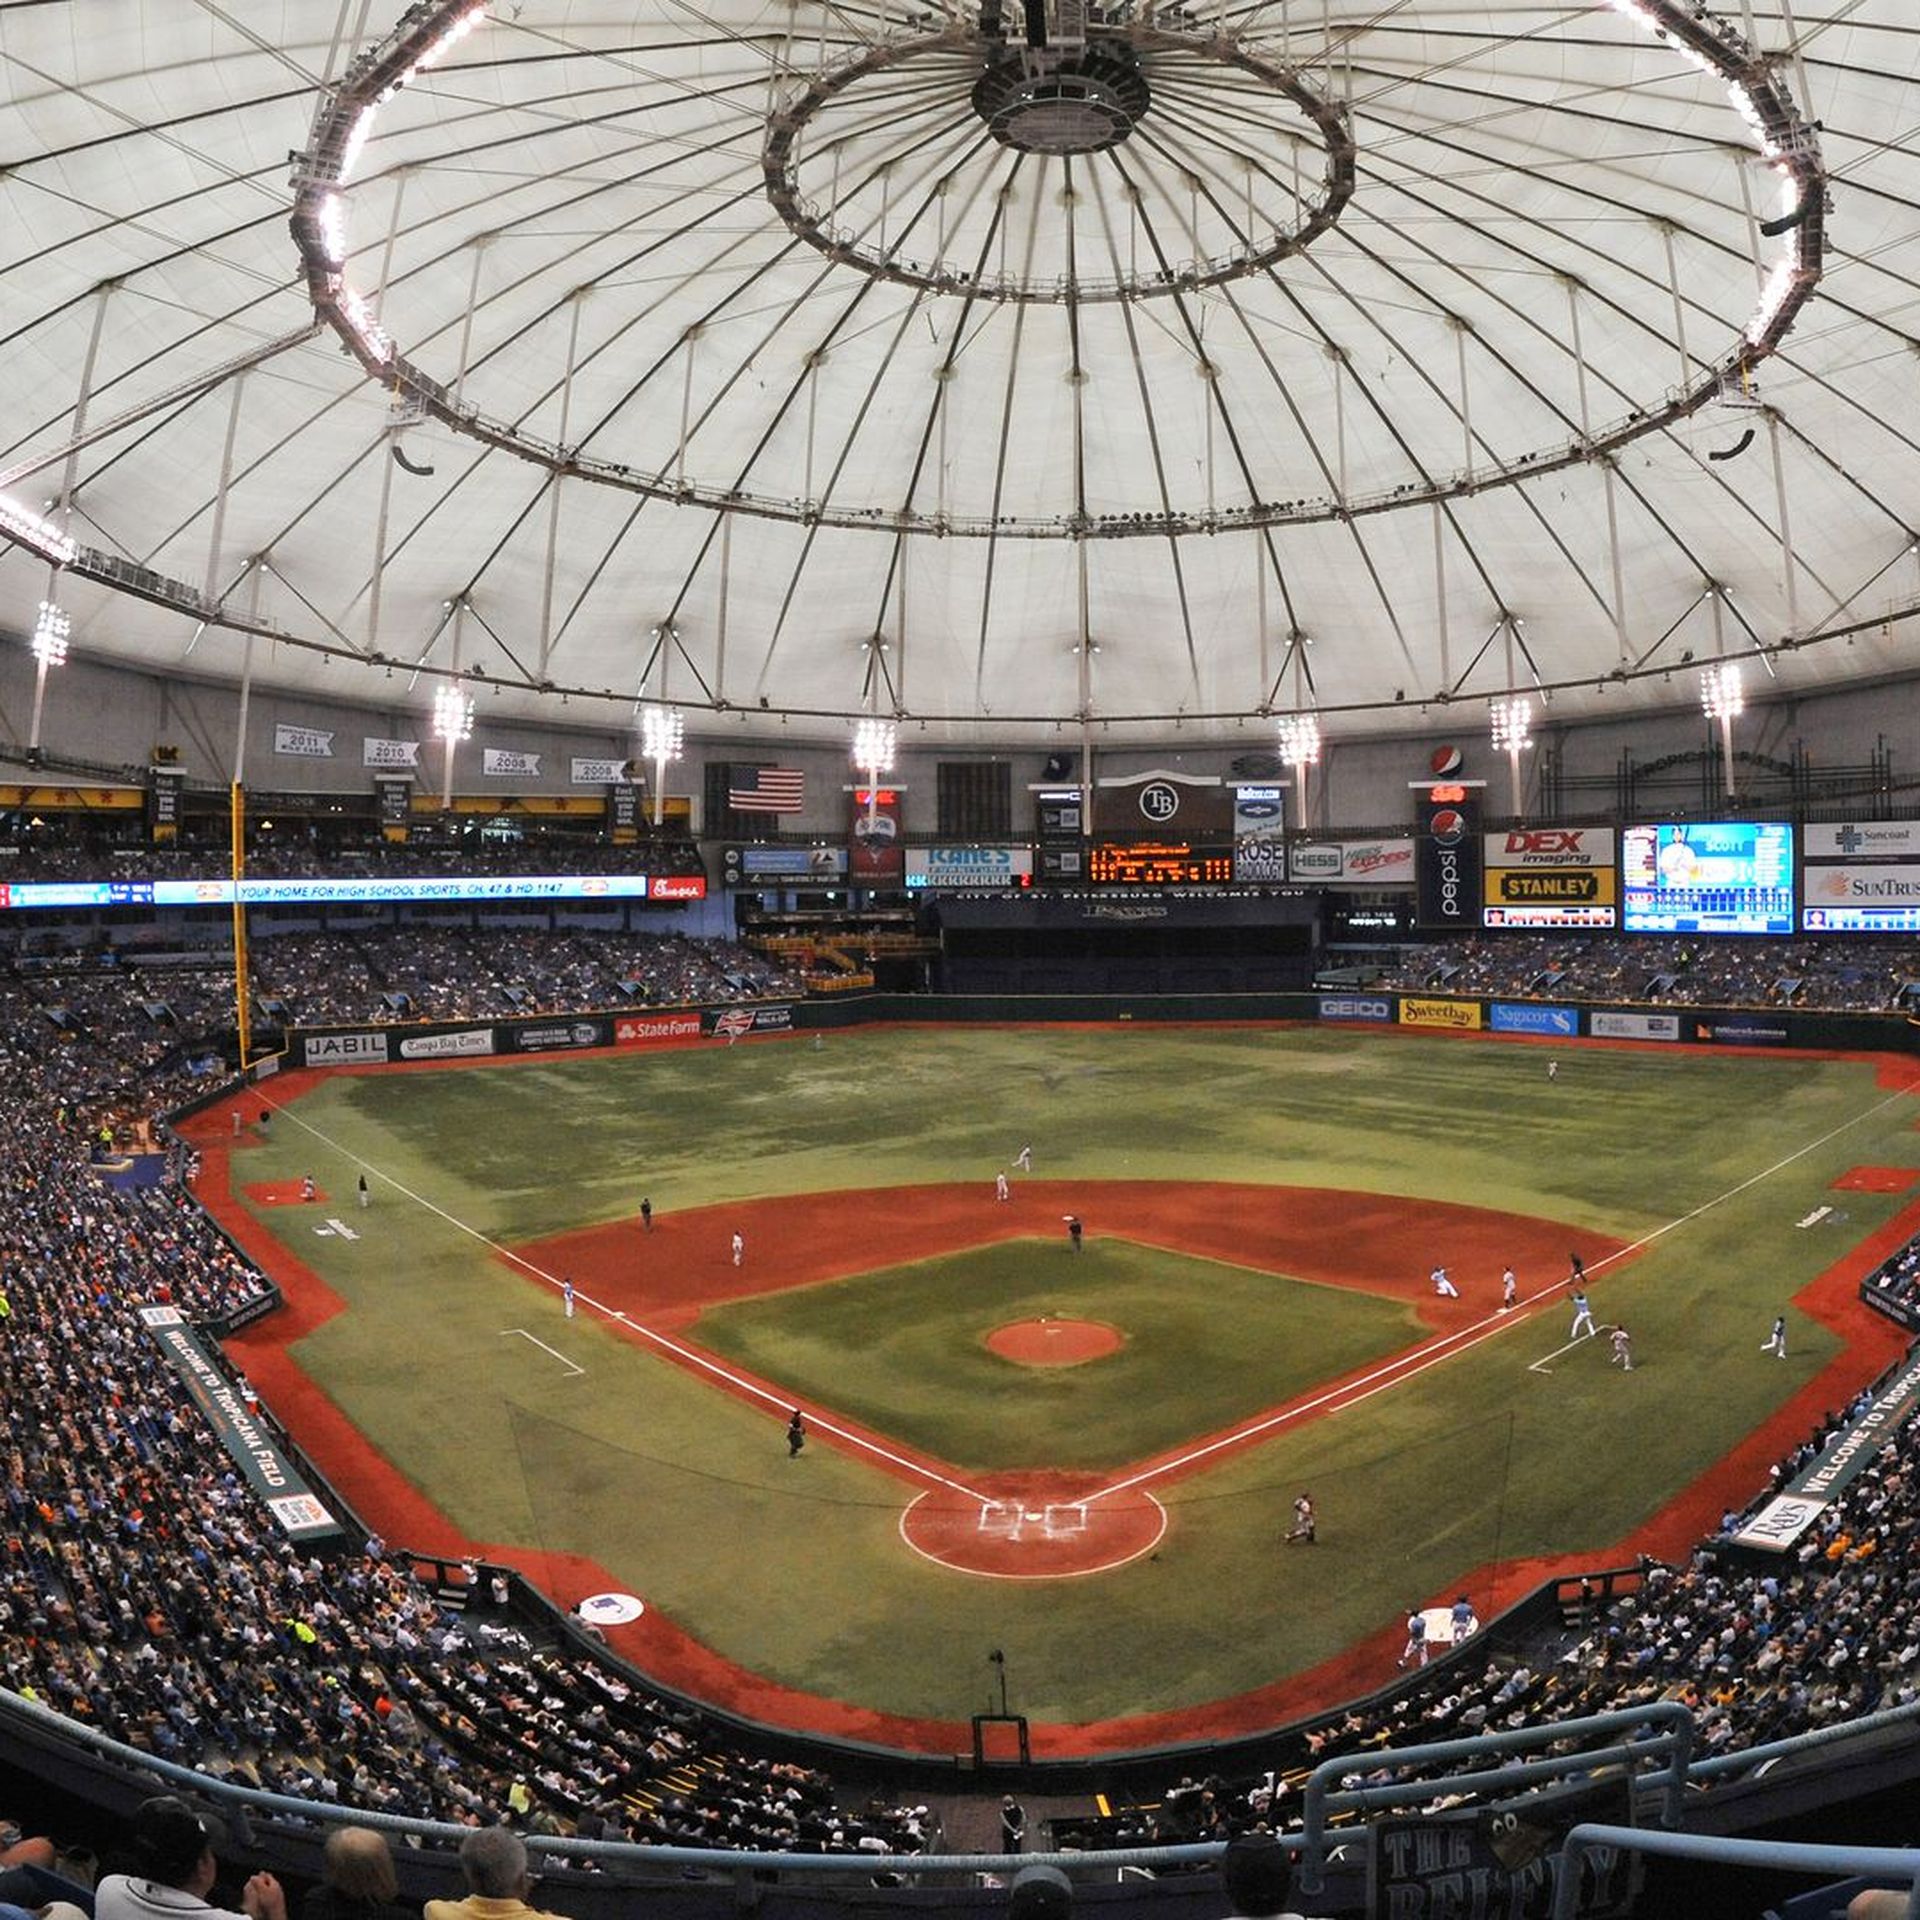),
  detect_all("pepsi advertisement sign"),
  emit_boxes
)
[1416,790,1482,928]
